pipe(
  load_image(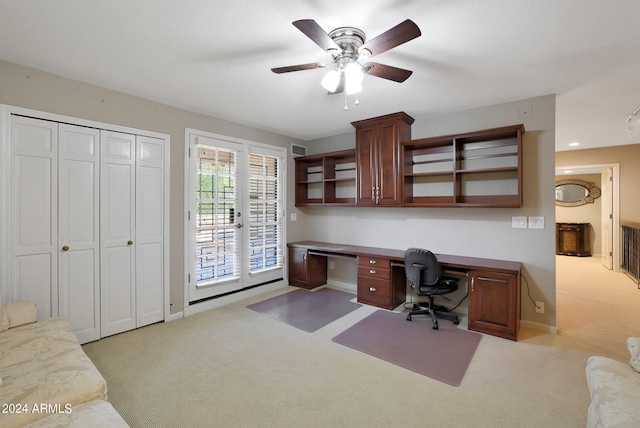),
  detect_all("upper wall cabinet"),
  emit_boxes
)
[402,124,525,208]
[295,149,357,206]
[352,112,414,206]
[293,113,525,209]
